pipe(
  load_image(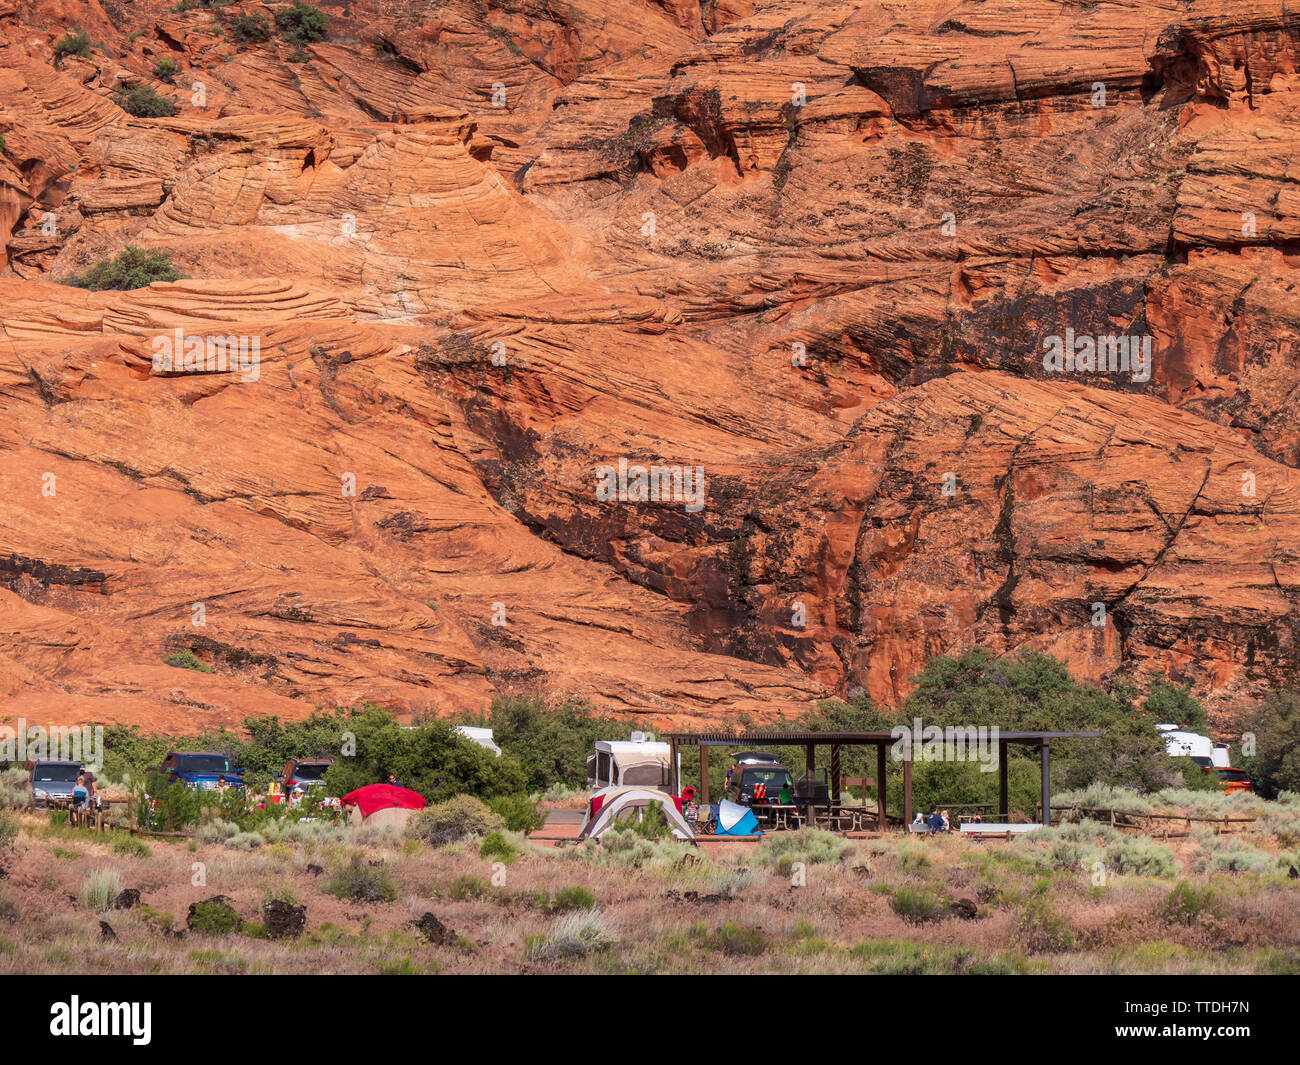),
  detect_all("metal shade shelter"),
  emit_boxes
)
[663,730,1102,829]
